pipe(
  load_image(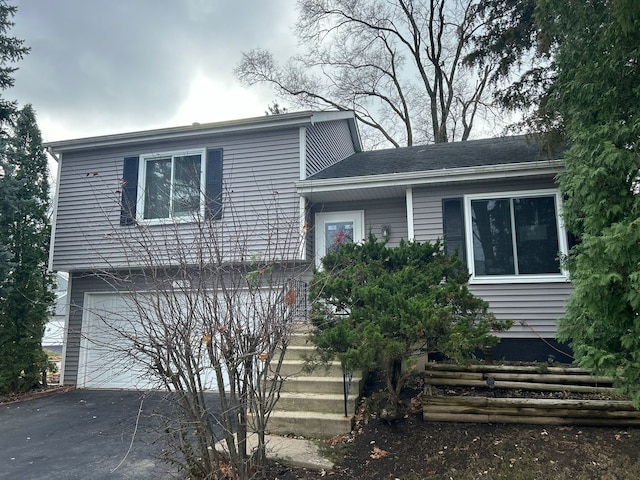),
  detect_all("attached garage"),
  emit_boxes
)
[78,293,162,389]
[78,292,223,391]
